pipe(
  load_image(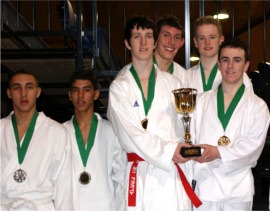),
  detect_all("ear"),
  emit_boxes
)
[180,37,185,48]
[244,61,250,73]
[7,89,11,99]
[68,91,72,101]
[193,37,198,48]
[94,90,100,101]
[219,35,225,45]
[218,60,221,71]
[124,39,131,50]
[36,87,41,98]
